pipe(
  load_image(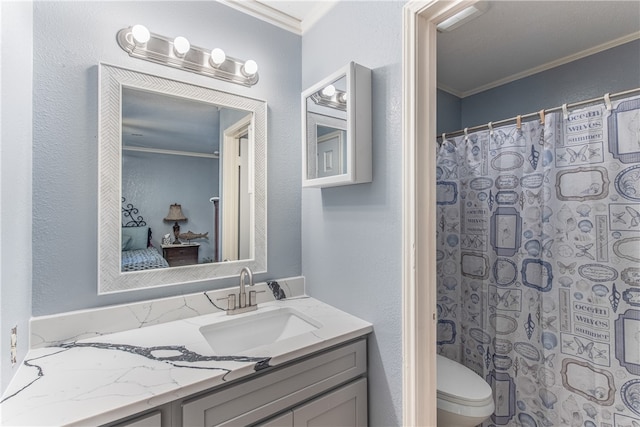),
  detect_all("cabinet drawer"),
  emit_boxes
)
[108,410,162,427]
[182,340,367,427]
